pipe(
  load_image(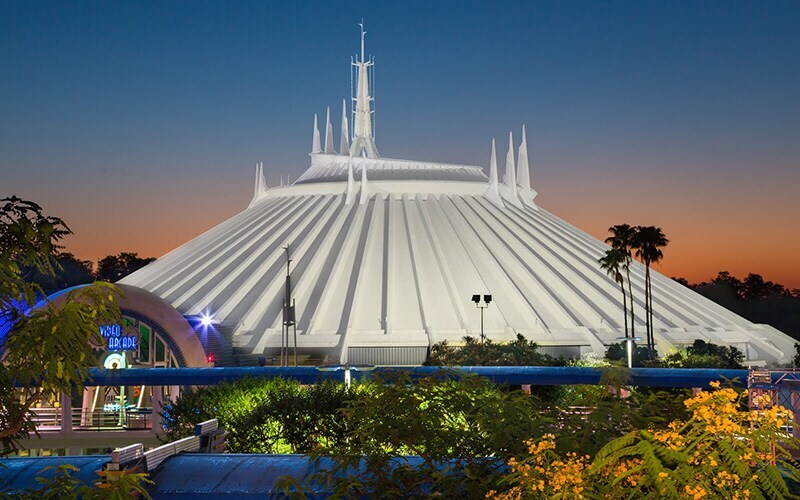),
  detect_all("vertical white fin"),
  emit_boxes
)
[518,125,531,192]
[312,114,322,154]
[504,131,516,188]
[345,160,356,205]
[324,107,336,154]
[489,138,499,194]
[253,162,261,199]
[249,161,269,208]
[257,161,267,192]
[359,163,369,205]
[340,99,350,155]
